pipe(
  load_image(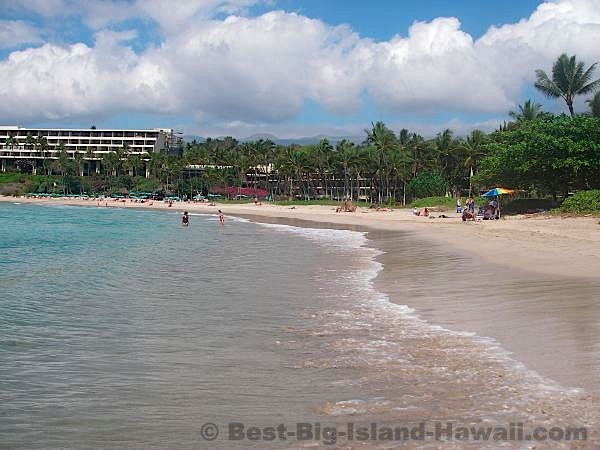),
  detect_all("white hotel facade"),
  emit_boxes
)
[0,126,182,175]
